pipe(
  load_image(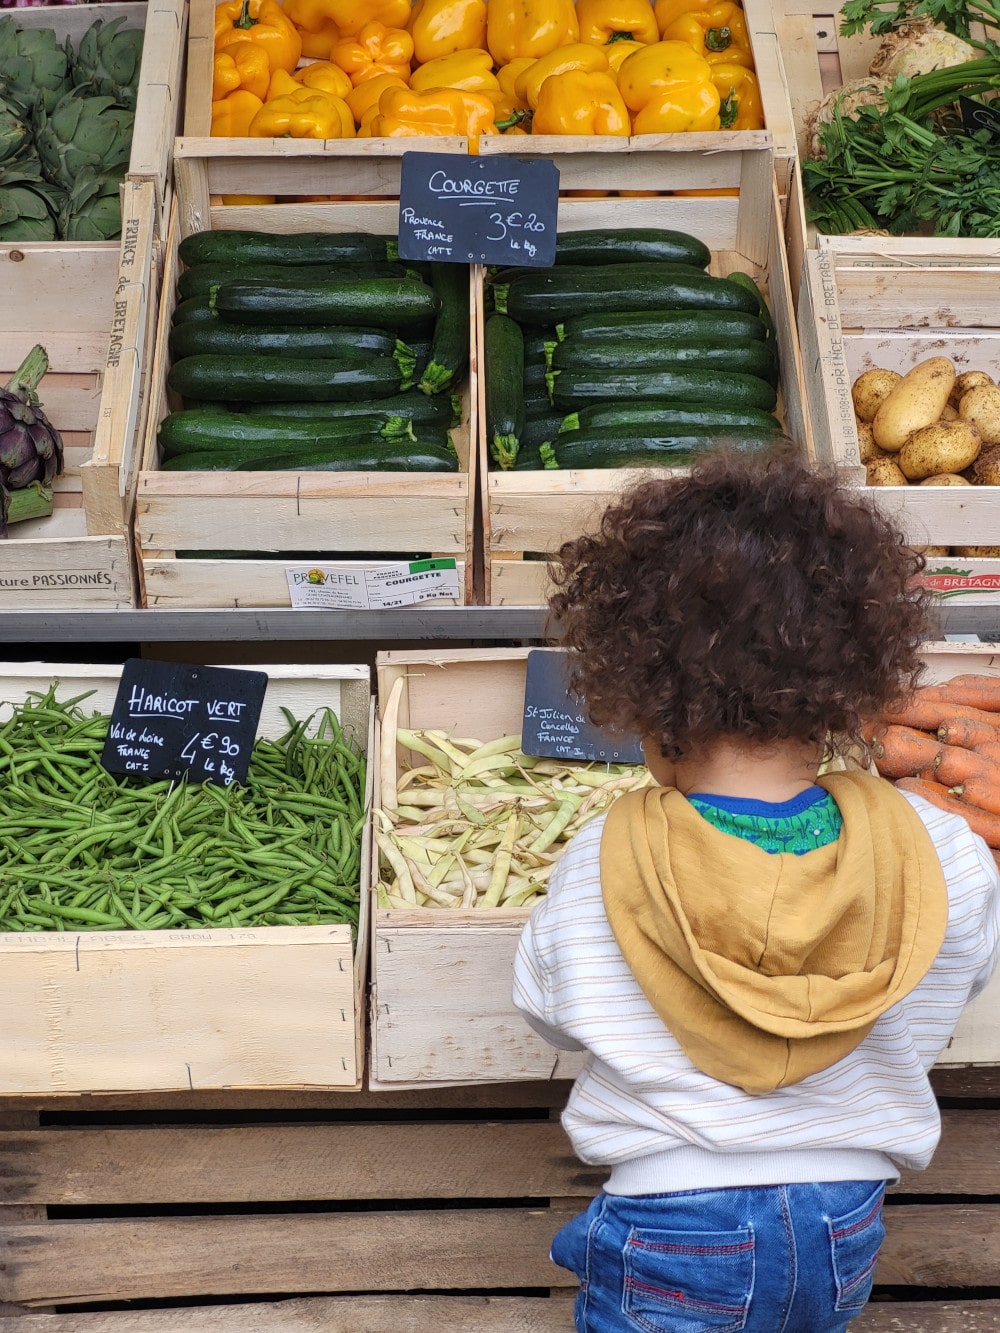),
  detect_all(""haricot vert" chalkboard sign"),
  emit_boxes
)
[397,150,559,266]
[101,659,268,786]
[521,649,645,764]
